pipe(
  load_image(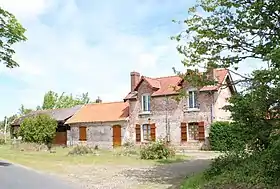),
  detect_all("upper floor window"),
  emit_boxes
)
[141,94,151,112]
[188,90,198,109]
